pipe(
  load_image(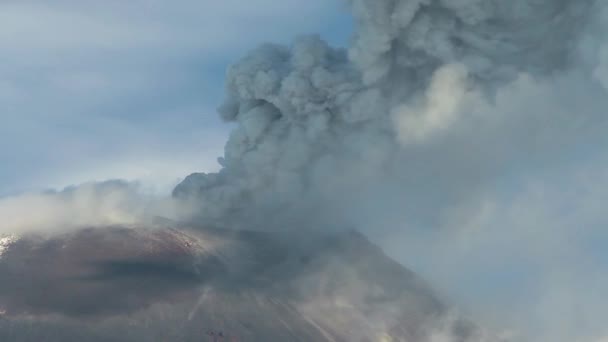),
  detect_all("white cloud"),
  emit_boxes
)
[0,1,335,52]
